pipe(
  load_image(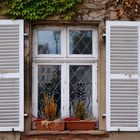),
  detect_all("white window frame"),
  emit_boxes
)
[66,63,98,118]
[67,26,98,58]
[32,62,98,119]
[33,26,66,58]
[32,62,65,118]
[32,25,98,120]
